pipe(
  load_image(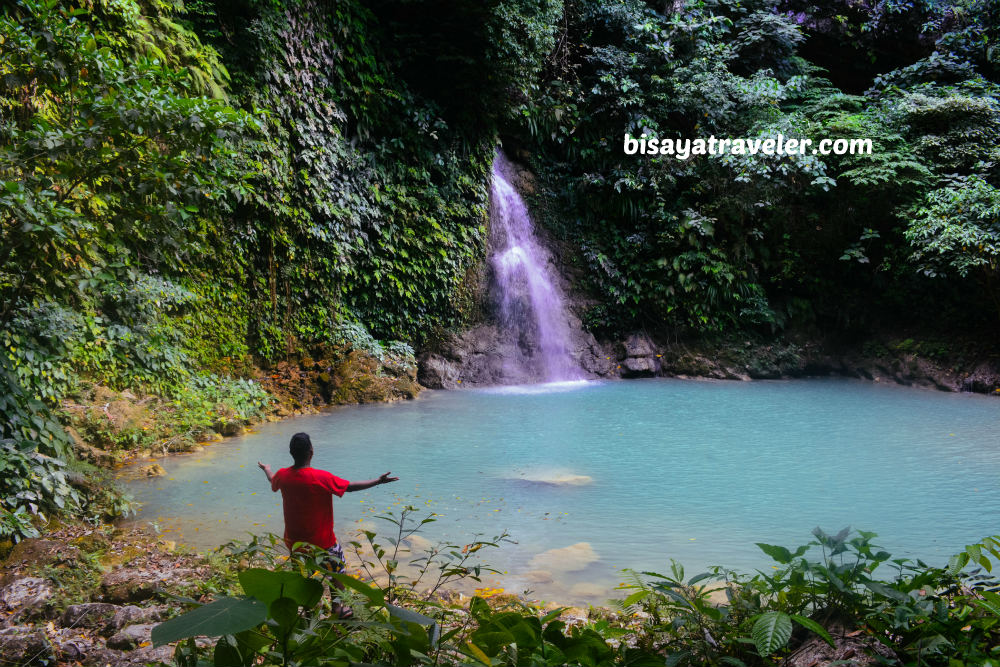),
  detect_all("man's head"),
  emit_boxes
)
[289,432,313,467]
